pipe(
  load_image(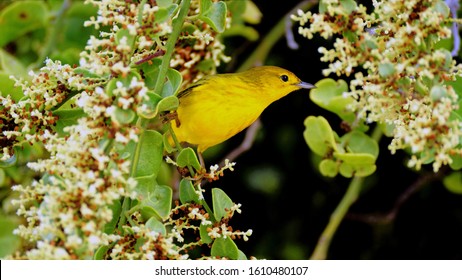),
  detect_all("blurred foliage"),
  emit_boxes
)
[1,0,462,260]
[0,0,98,257]
[0,0,261,260]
